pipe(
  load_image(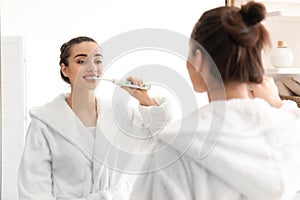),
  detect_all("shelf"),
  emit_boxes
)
[265,67,300,75]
